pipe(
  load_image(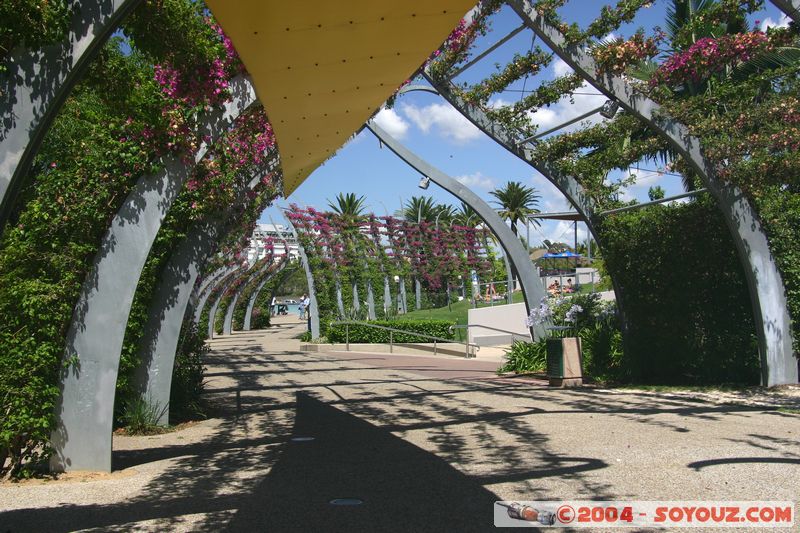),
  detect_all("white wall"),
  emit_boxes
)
[467,303,531,346]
